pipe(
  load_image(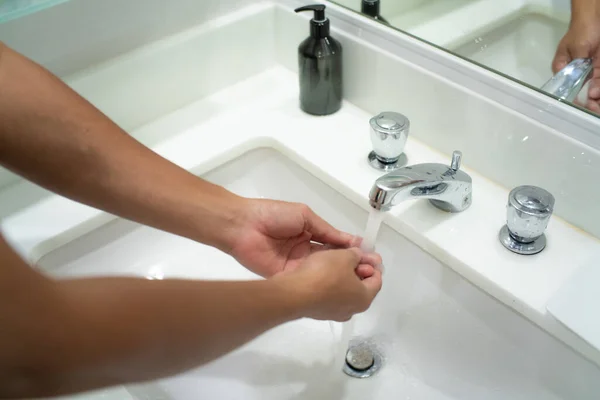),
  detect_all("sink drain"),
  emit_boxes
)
[343,342,382,378]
